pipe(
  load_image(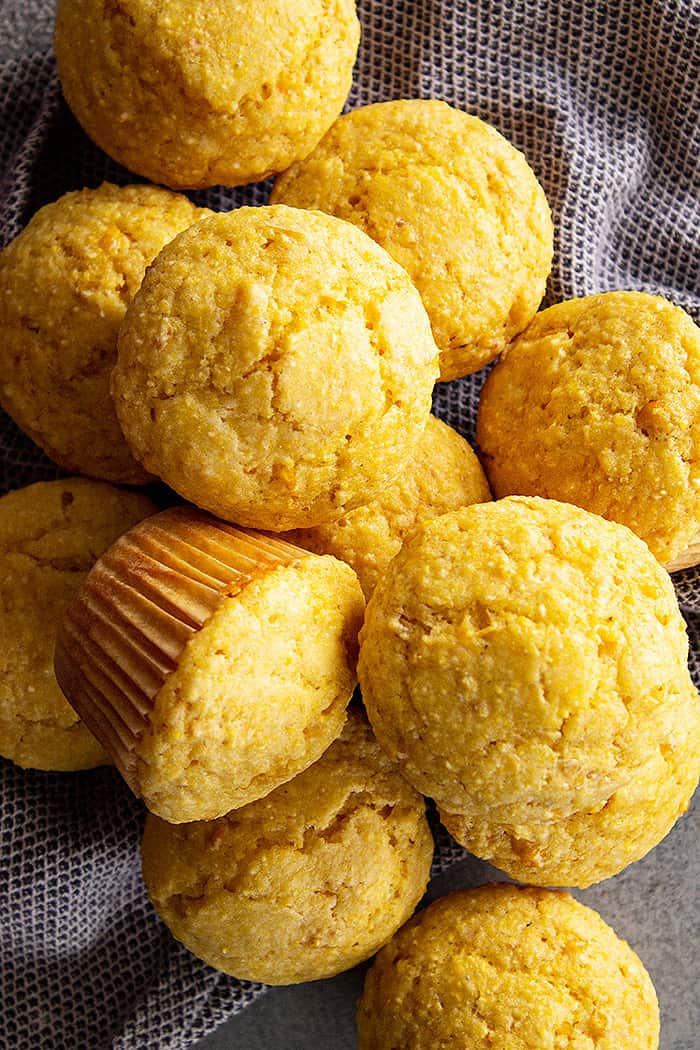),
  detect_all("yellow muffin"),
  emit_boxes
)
[358,496,700,887]
[286,416,491,598]
[357,884,660,1049]
[477,291,700,565]
[113,206,439,530]
[55,506,365,822]
[0,183,205,484]
[141,711,433,984]
[54,0,360,189]
[271,99,553,381]
[0,478,157,771]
